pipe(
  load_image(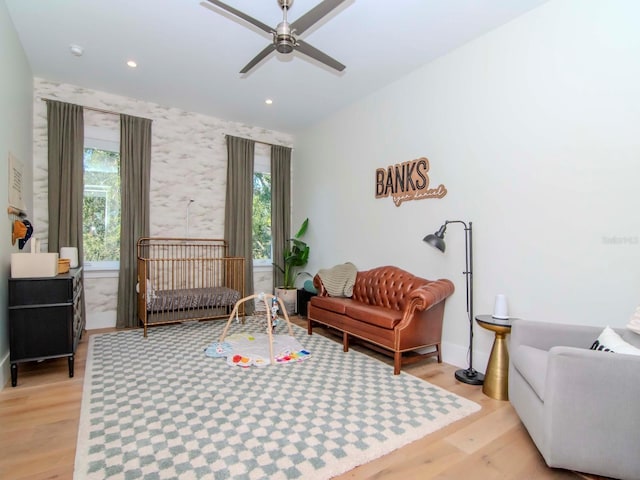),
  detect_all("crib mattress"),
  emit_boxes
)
[147,286,240,312]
